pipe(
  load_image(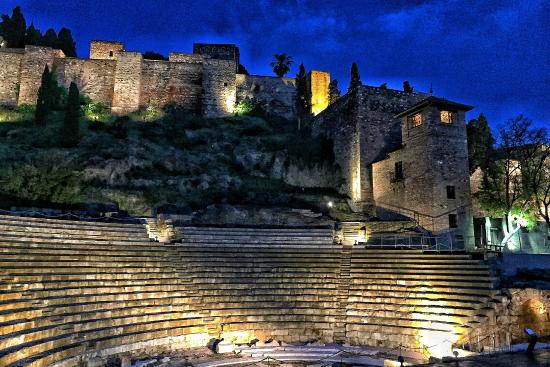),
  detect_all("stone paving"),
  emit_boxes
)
[417,349,550,367]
